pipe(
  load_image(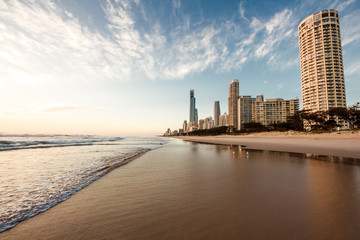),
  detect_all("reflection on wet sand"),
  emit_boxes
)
[2,139,360,240]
